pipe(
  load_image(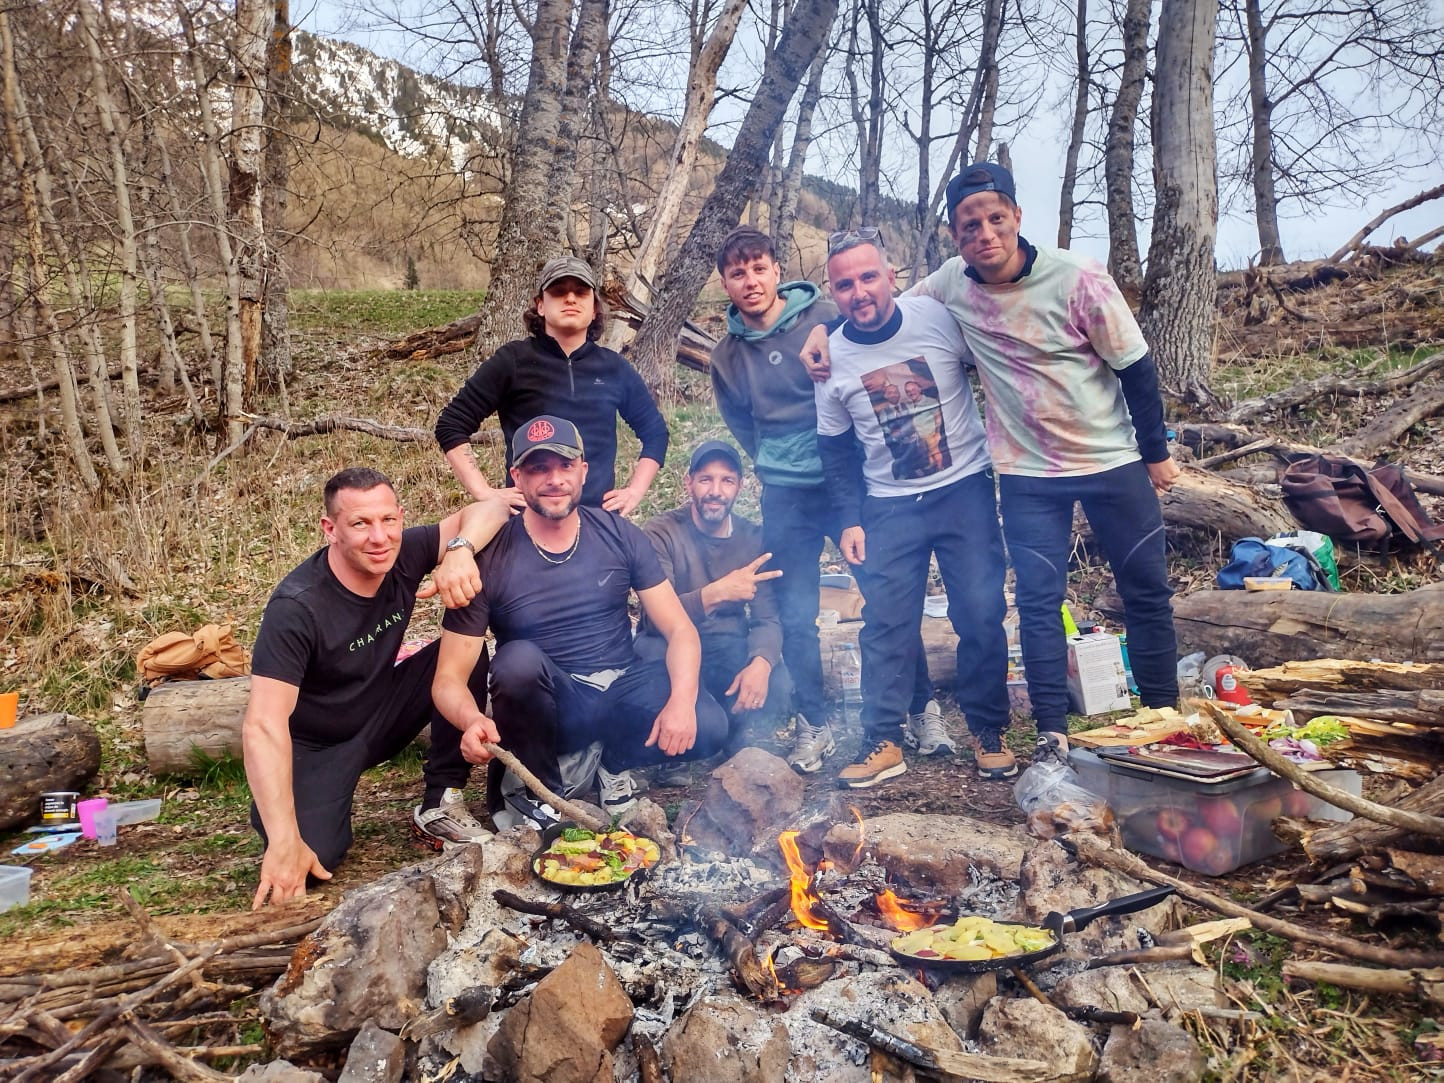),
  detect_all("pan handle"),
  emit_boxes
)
[1058,885,1176,934]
